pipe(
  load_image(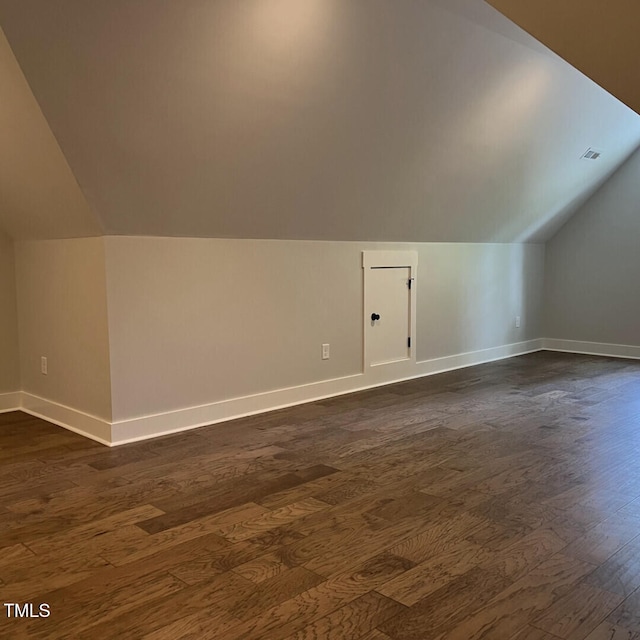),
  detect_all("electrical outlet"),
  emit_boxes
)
[322,344,330,360]
[41,356,48,375]
[515,316,521,329]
